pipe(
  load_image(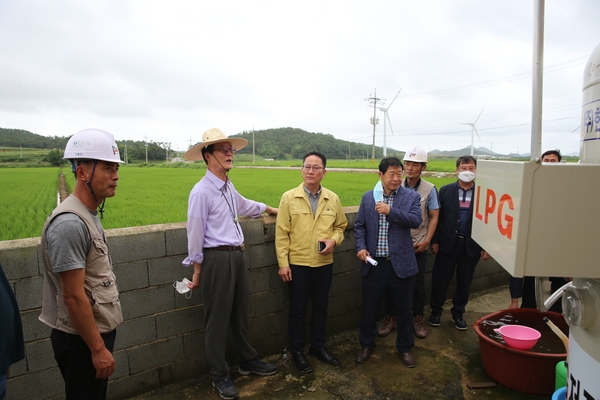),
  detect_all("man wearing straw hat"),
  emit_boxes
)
[183,128,278,400]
